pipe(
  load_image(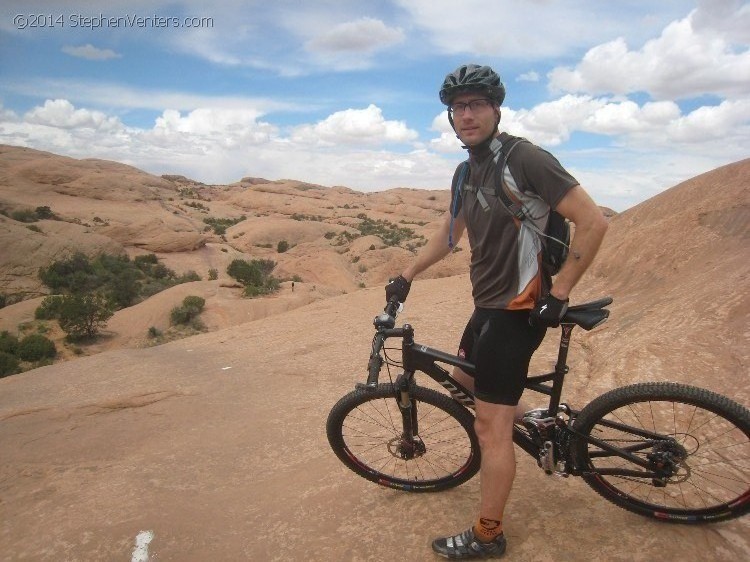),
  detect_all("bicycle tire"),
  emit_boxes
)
[326,383,480,492]
[572,382,750,523]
